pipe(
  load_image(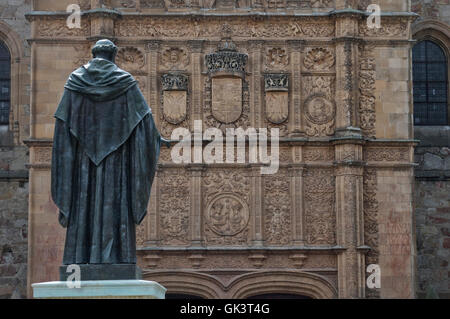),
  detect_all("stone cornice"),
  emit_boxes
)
[25,10,420,19]
[23,138,53,148]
